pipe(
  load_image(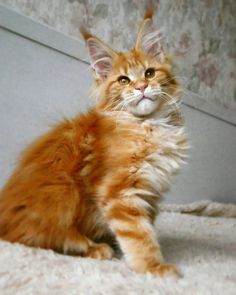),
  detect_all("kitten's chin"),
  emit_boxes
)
[128,98,160,117]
